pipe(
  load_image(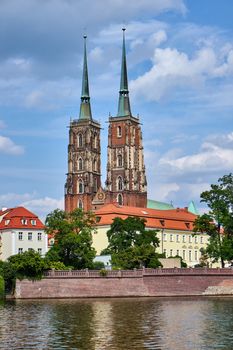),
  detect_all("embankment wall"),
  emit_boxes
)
[14,268,233,299]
